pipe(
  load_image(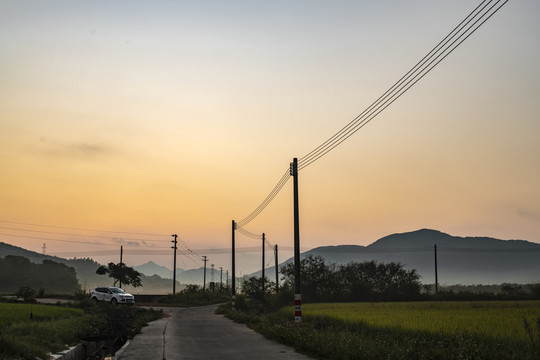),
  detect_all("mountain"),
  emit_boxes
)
[0,242,177,294]
[134,261,184,279]
[253,229,540,285]
[0,255,80,294]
